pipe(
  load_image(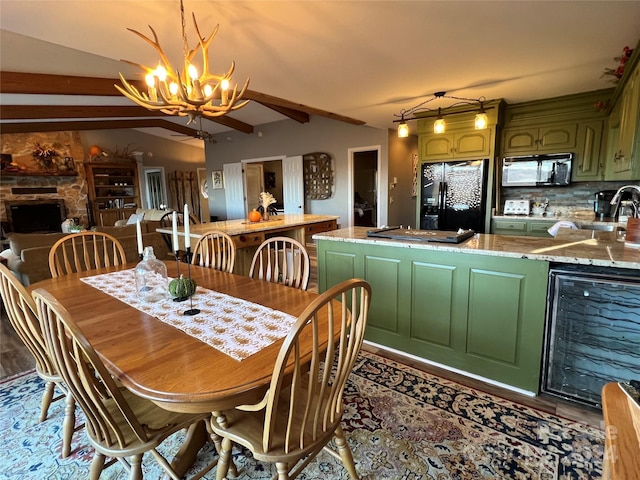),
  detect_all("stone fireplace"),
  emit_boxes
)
[0,131,89,232]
